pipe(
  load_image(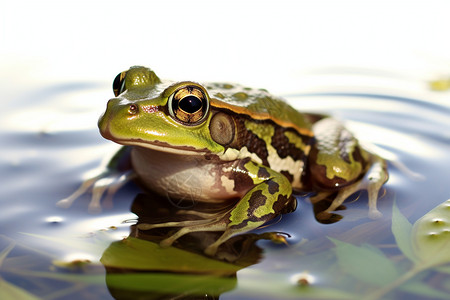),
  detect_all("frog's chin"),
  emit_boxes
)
[115,138,211,156]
